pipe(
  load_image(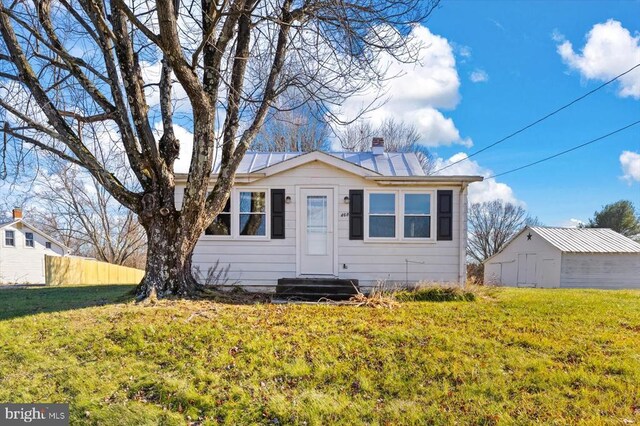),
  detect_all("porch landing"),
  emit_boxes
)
[275,278,360,301]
